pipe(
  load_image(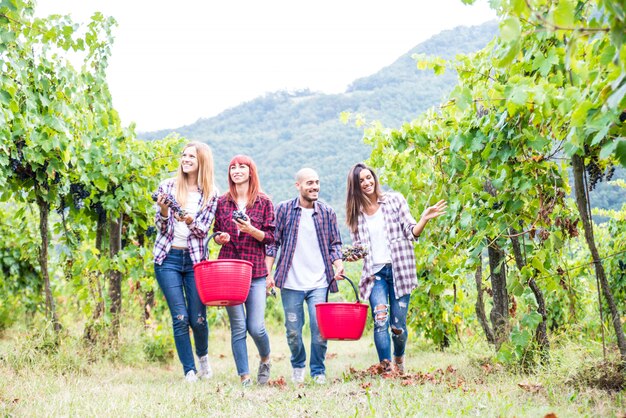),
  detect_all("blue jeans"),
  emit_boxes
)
[369,264,410,362]
[154,248,208,375]
[281,287,328,377]
[225,276,271,376]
